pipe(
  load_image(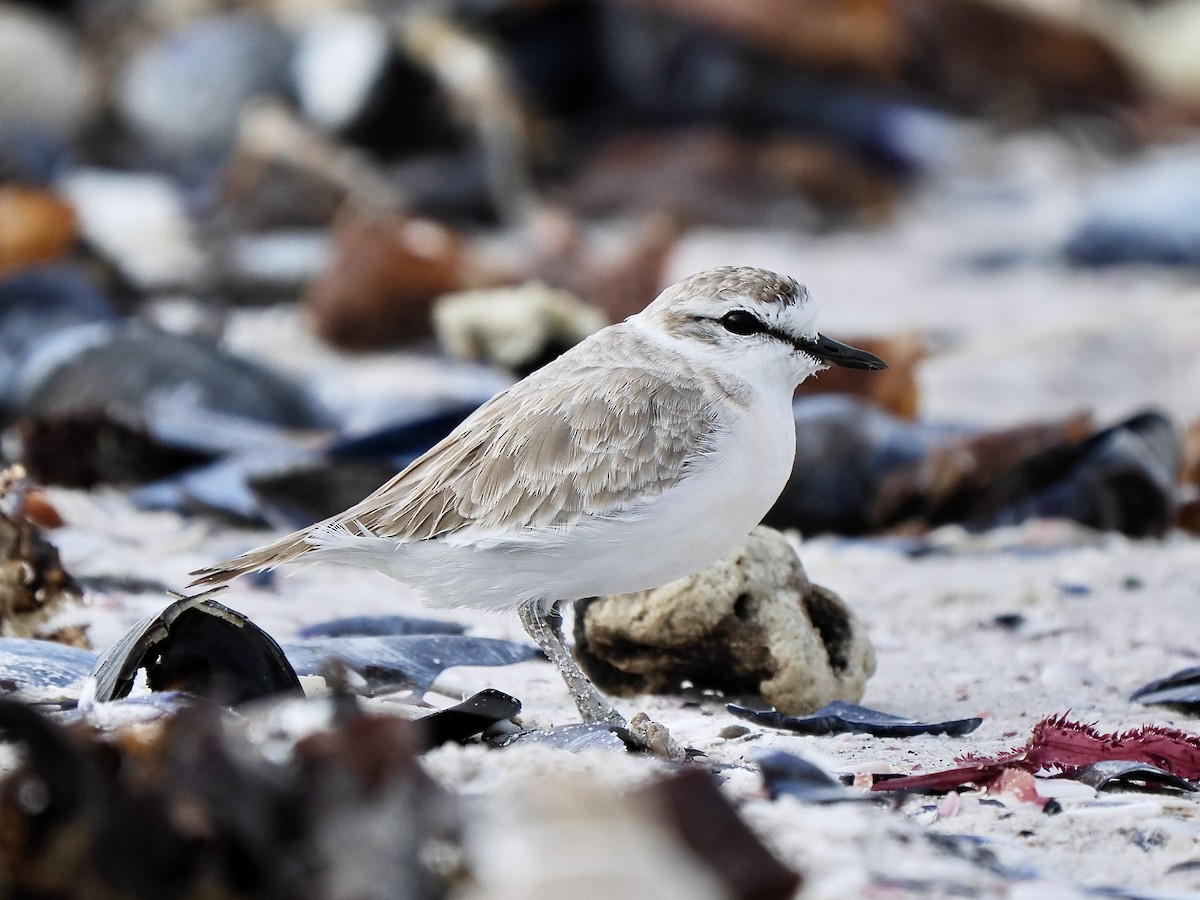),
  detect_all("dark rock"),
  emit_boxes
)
[292,12,466,160]
[19,410,214,488]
